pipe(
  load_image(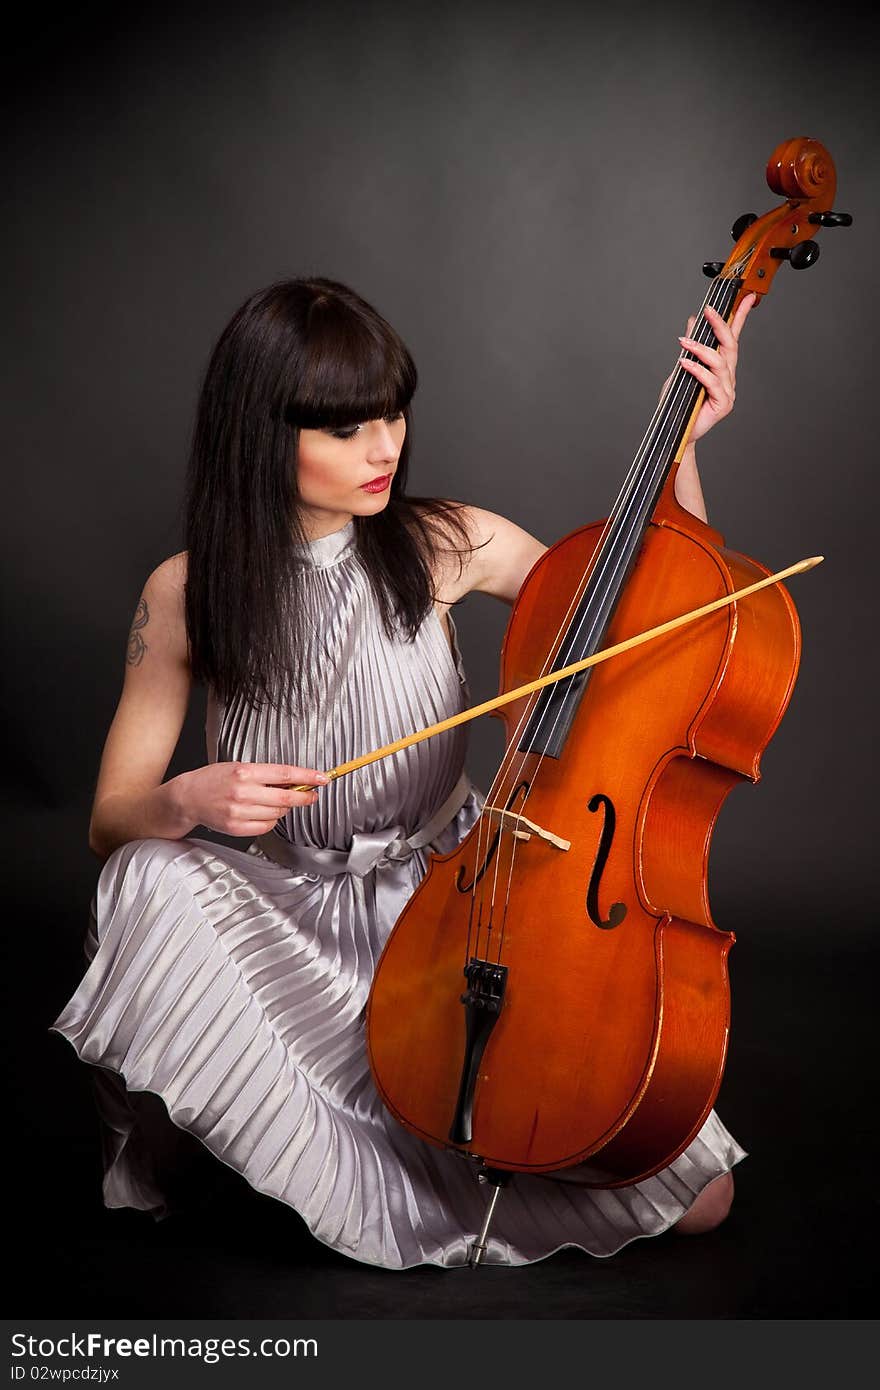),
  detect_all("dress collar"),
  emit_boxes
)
[294,518,356,569]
